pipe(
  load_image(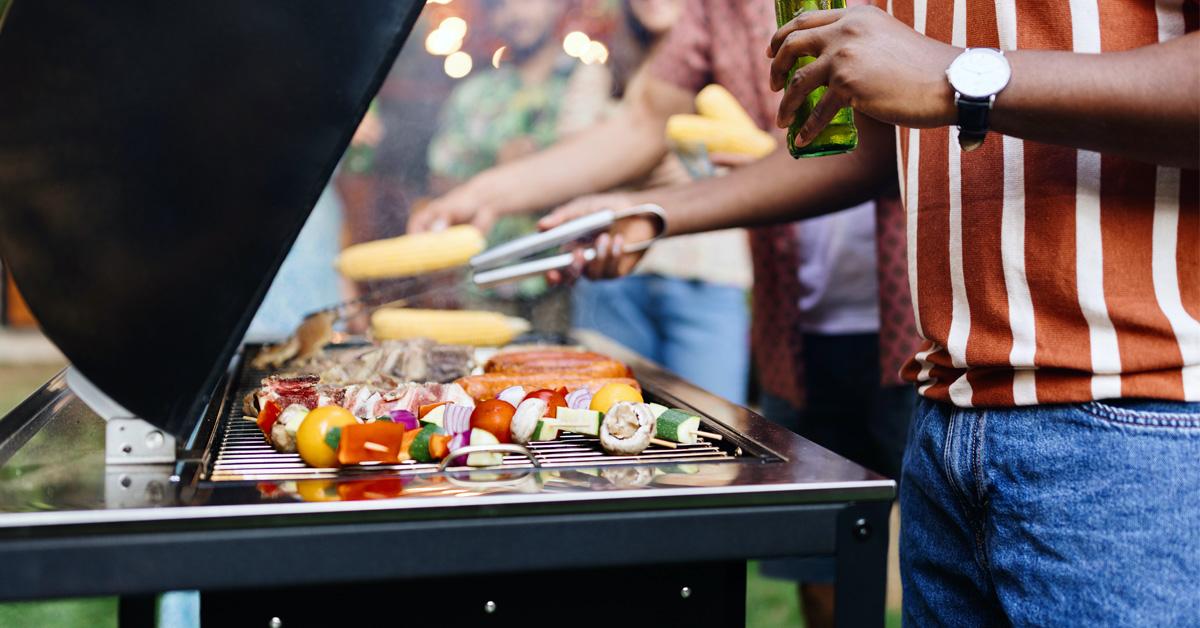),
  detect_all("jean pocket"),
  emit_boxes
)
[1080,400,1200,429]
